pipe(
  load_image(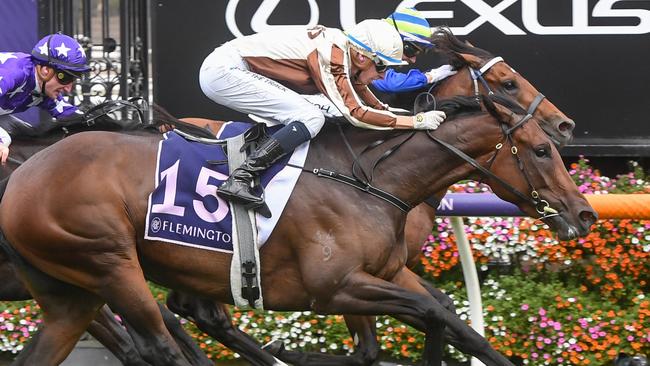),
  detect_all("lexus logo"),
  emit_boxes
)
[225,0,650,37]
